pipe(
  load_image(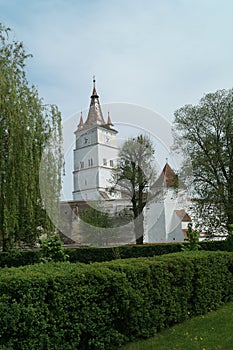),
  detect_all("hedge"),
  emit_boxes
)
[0,240,232,267]
[0,251,233,349]
[67,243,182,264]
[0,249,41,267]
